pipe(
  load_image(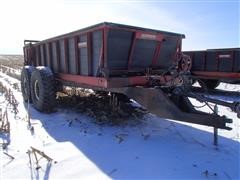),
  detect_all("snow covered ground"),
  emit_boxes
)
[0,72,239,179]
